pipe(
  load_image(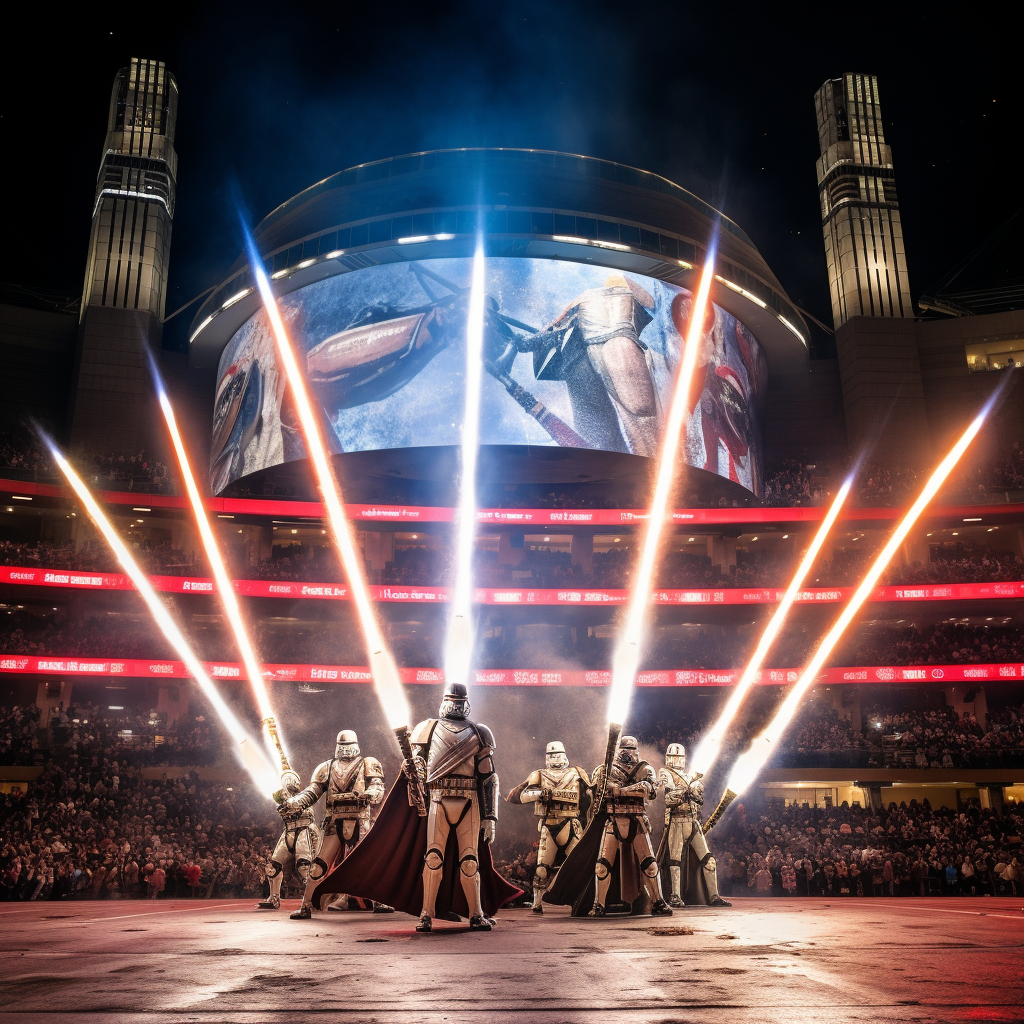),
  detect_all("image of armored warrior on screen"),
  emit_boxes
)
[515,274,660,456]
